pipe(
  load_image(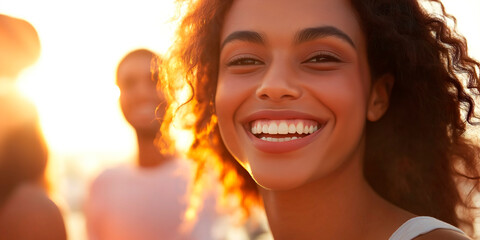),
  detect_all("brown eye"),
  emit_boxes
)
[227,57,264,66]
[303,54,341,63]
